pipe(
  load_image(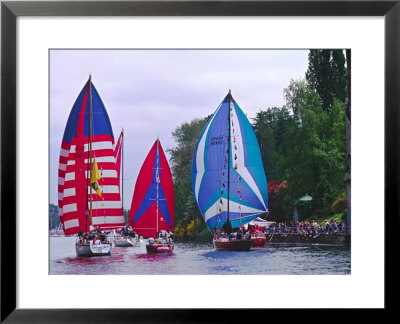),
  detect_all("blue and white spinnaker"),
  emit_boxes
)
[191,91,268,230]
